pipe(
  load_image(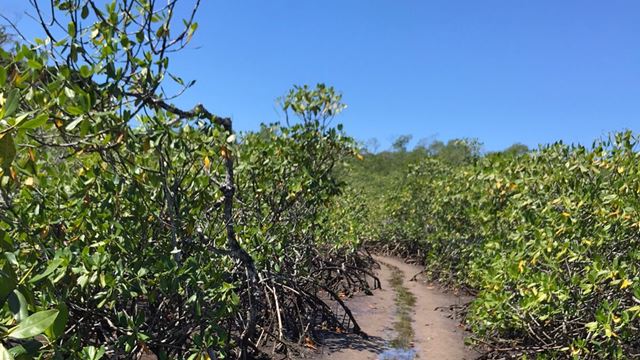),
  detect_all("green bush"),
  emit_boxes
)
[0,1,371,357]
[369,132,640,358]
